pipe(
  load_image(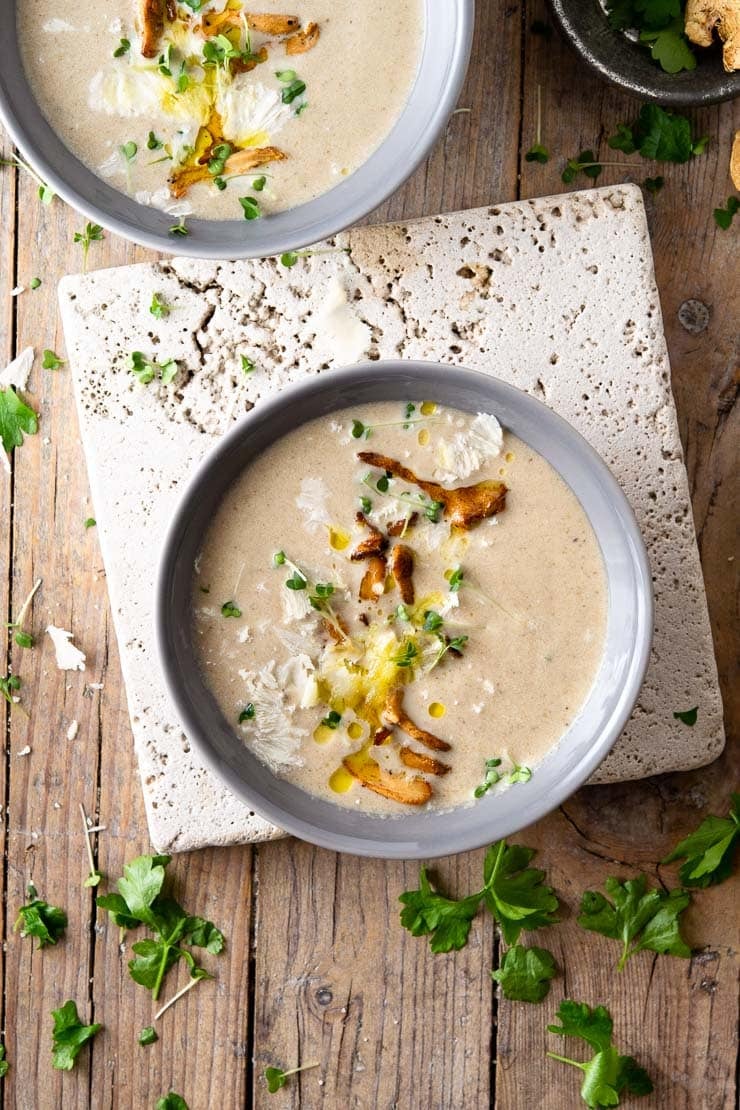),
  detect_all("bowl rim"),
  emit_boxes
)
[155,361,654,858]
[548,0,740,107]
[0,1,475,258]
